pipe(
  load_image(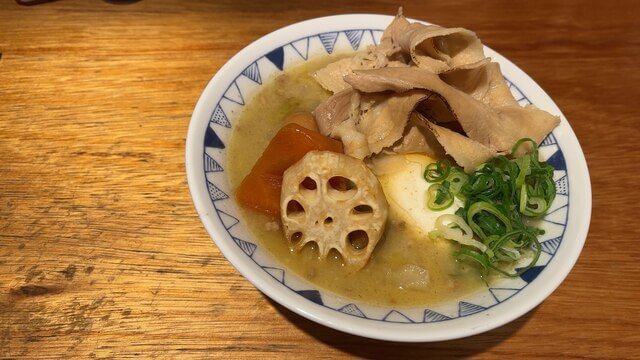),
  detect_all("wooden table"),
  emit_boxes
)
[1,0,638,358]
